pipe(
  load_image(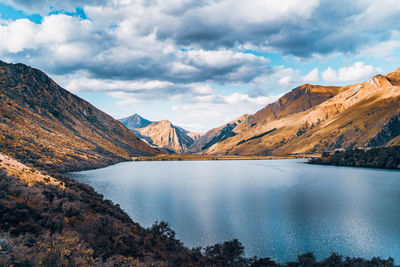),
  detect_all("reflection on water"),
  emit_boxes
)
[68,159,400,263]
